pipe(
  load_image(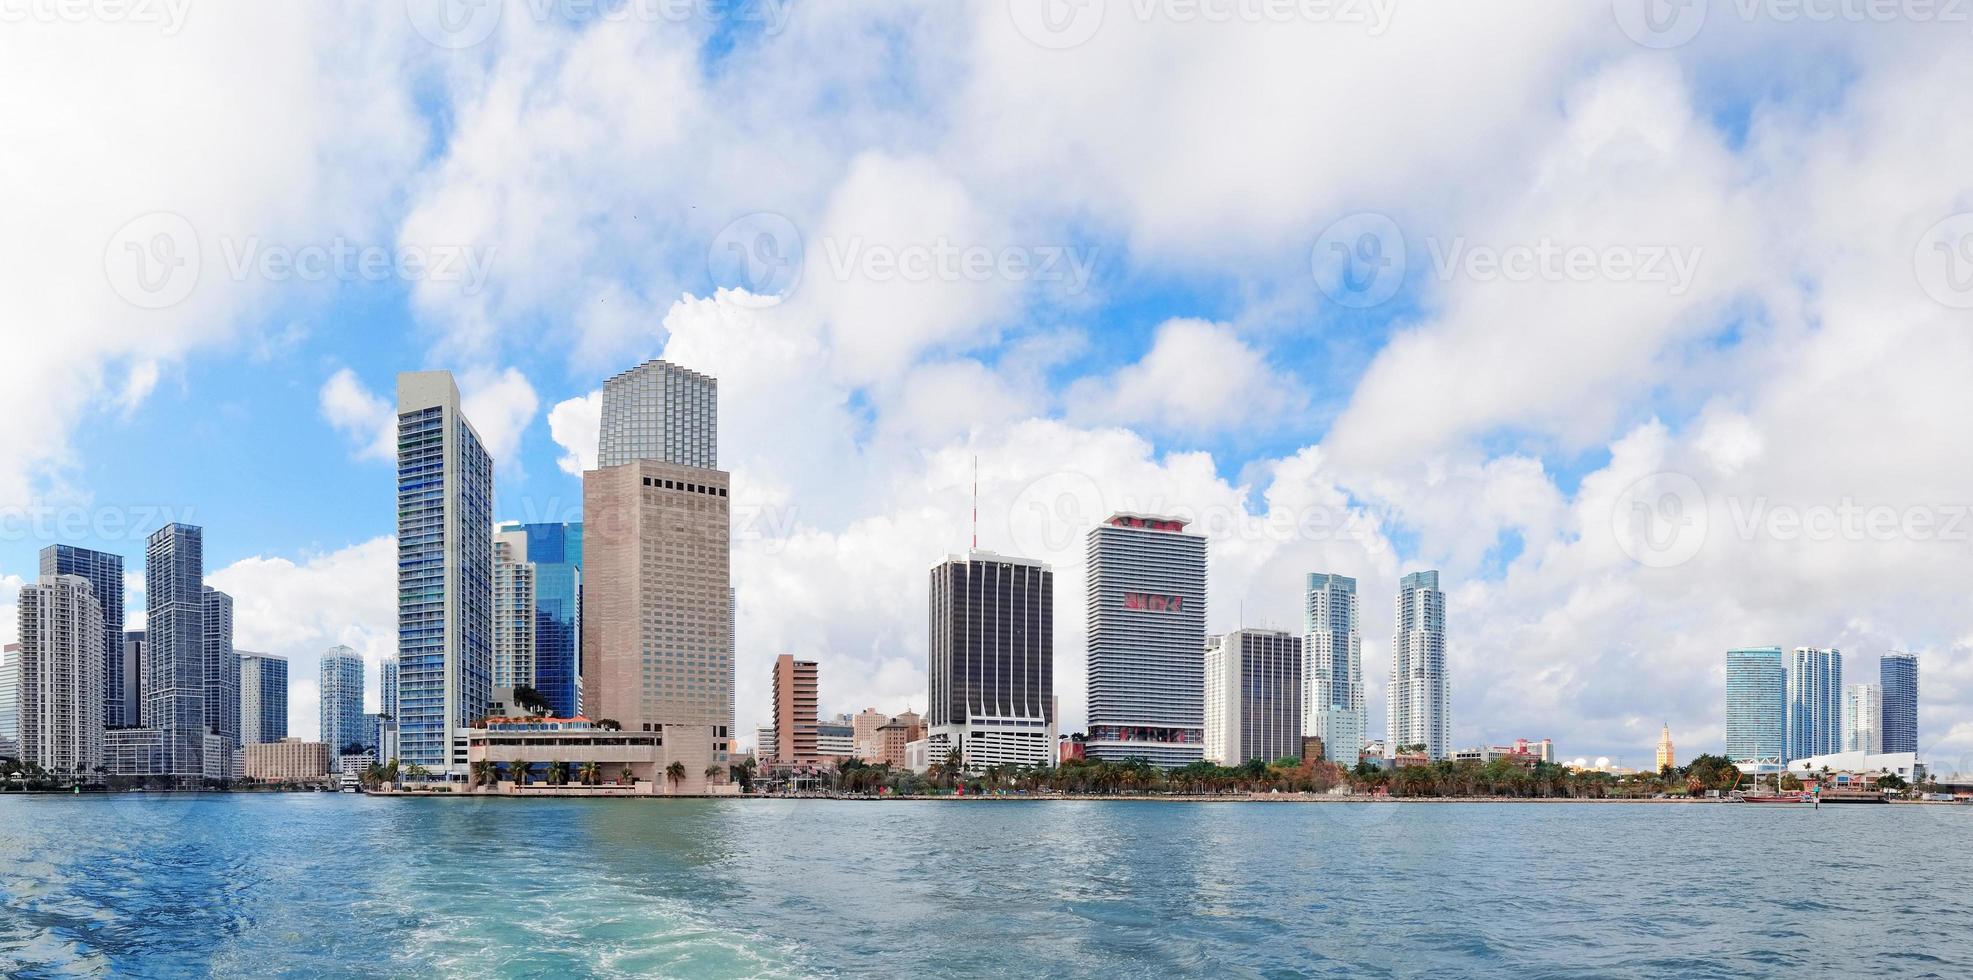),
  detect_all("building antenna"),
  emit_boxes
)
[971,455,979,551]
